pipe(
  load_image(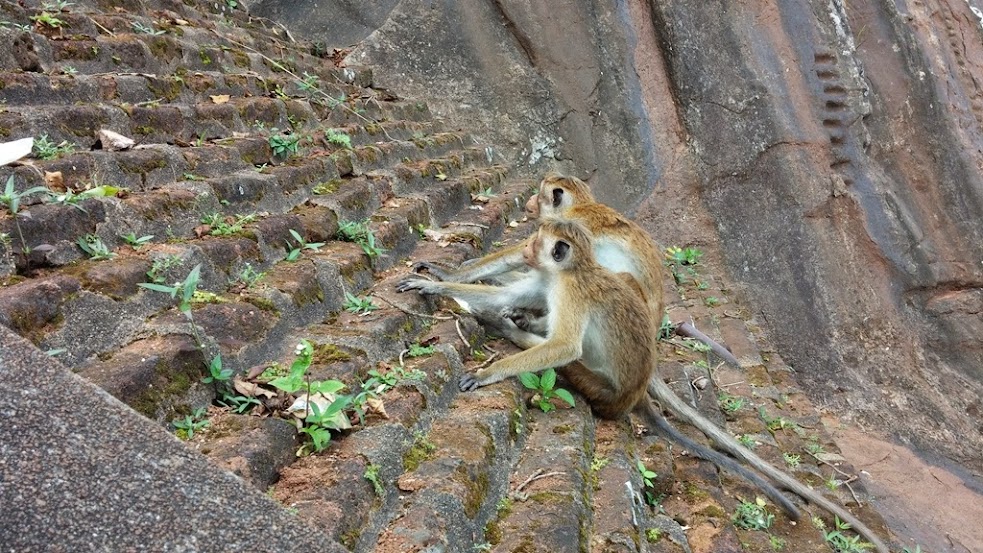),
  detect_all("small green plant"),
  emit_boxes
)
[737,434,757,449]
[704,296,721,307]
[769,534,786,551]
[1,175,50,215]
[337,219,387,258]
[202,354,233,385]
[657,313,675,341]
[146,254,184,284]
[407,342,434,357]
[121,232,153,249]
[363,464,384,496]
[823,516,874,553]
[50,185,124,210]
[325,129,352,149]
[718,392,746,415]
[41,0,74,9]
[76,234,116,260]
[230,263,264,288]
[824,475,842,492]
[731,498,774,531]
[901,546,923,553]
[0,20,32,31]
[645,528,662,543]
[137,264,217,366]
[182,173,206,181]
[665,246,703,265]
[343,292,379,315]
[759,406,797,433]
[680,337,712,354]
[33,134,75,160]
[31,11,65,28]
[218,394,261,414]
[298,71,320,93]
[269,133,301,157]
[132,21,165,35]
[172,407,209,439]
[518,368,575,413]
[285,229,325,261]
[636,459,660,507]
[806,441,827,456]
[61,65,77,75]
[782,452,801,468]
[201,212,256,236]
